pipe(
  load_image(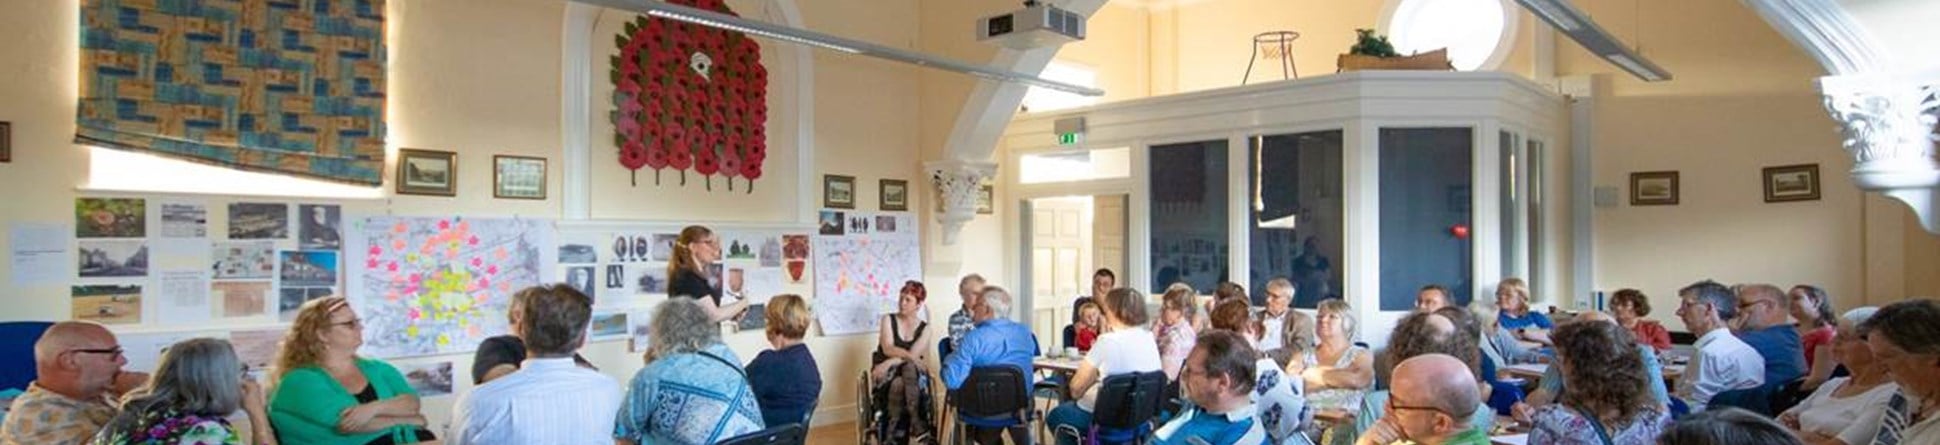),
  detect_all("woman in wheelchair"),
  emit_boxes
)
[868,281,938,443]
